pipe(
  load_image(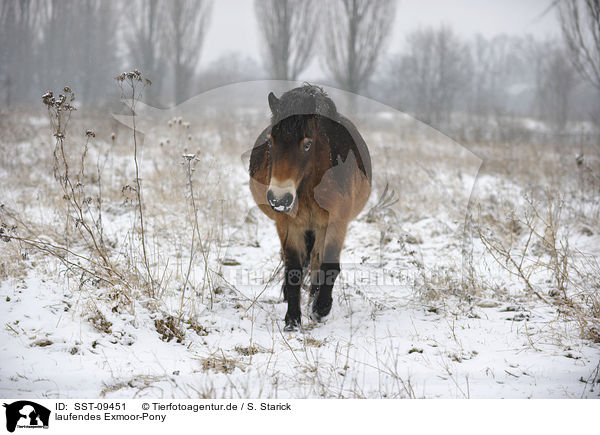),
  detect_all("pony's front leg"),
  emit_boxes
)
[310,221,347,322]
[283,248,303,331]
[276,221,306,331]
